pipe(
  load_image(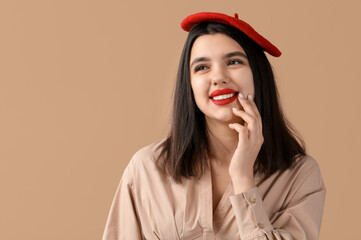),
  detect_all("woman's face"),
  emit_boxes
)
[189,33,255,124]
